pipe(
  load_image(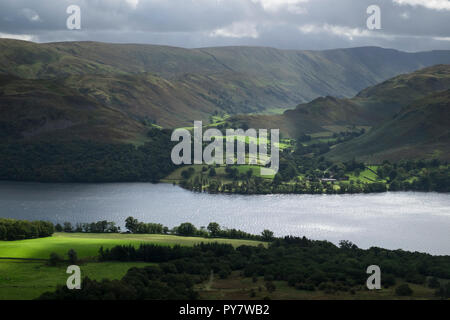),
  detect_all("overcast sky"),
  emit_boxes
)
[0,0,449,52]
